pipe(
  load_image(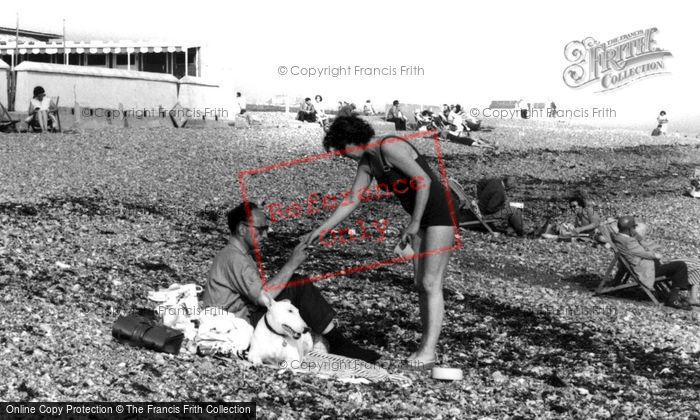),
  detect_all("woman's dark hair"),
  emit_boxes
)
[392,100,399,106]
[323,116,375,152]
[315,95,323,101]
[421,110,432,116]
[660,110,666,115]
[33,86,45,97]
[570,197,587,208]
[454,104,462,113]
[304,97,311,102]
[227,202,258,234]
